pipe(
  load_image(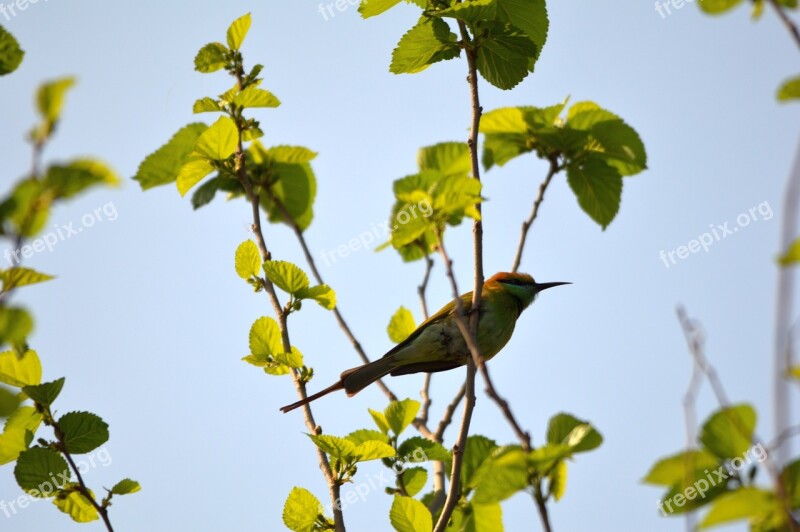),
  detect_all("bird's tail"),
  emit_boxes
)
[279,356,399,413]
[280,380,345,413]
[340,355,398,396]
